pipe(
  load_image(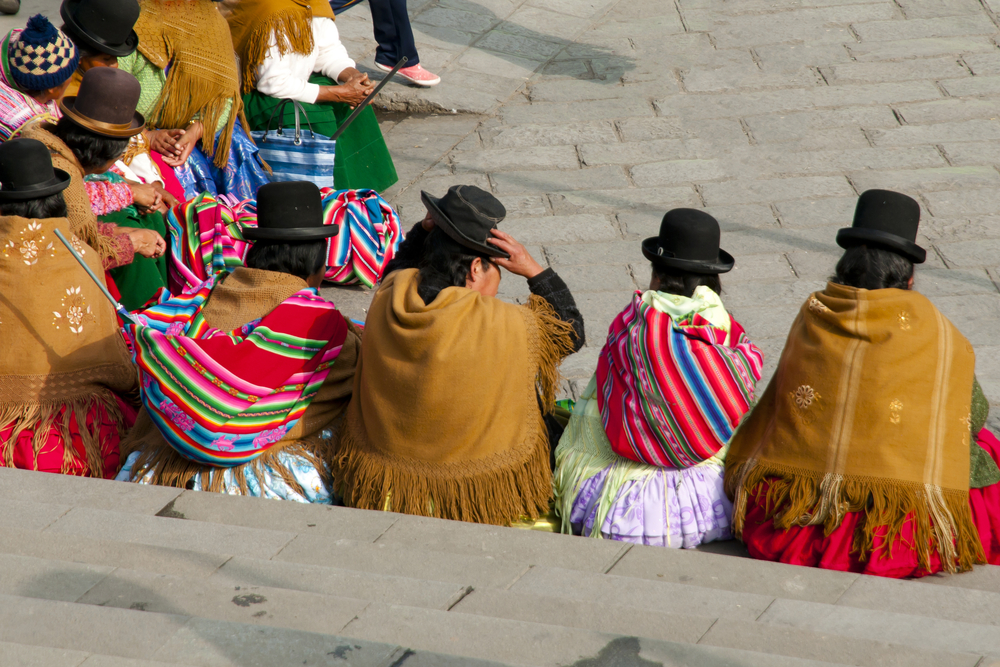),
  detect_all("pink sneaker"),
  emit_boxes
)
[376,62,441,88]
